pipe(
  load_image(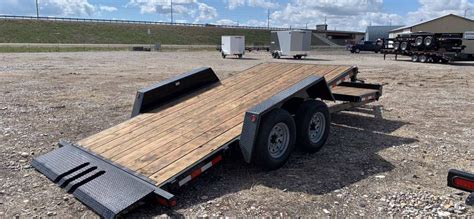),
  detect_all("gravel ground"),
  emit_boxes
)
[0,50,473,217]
